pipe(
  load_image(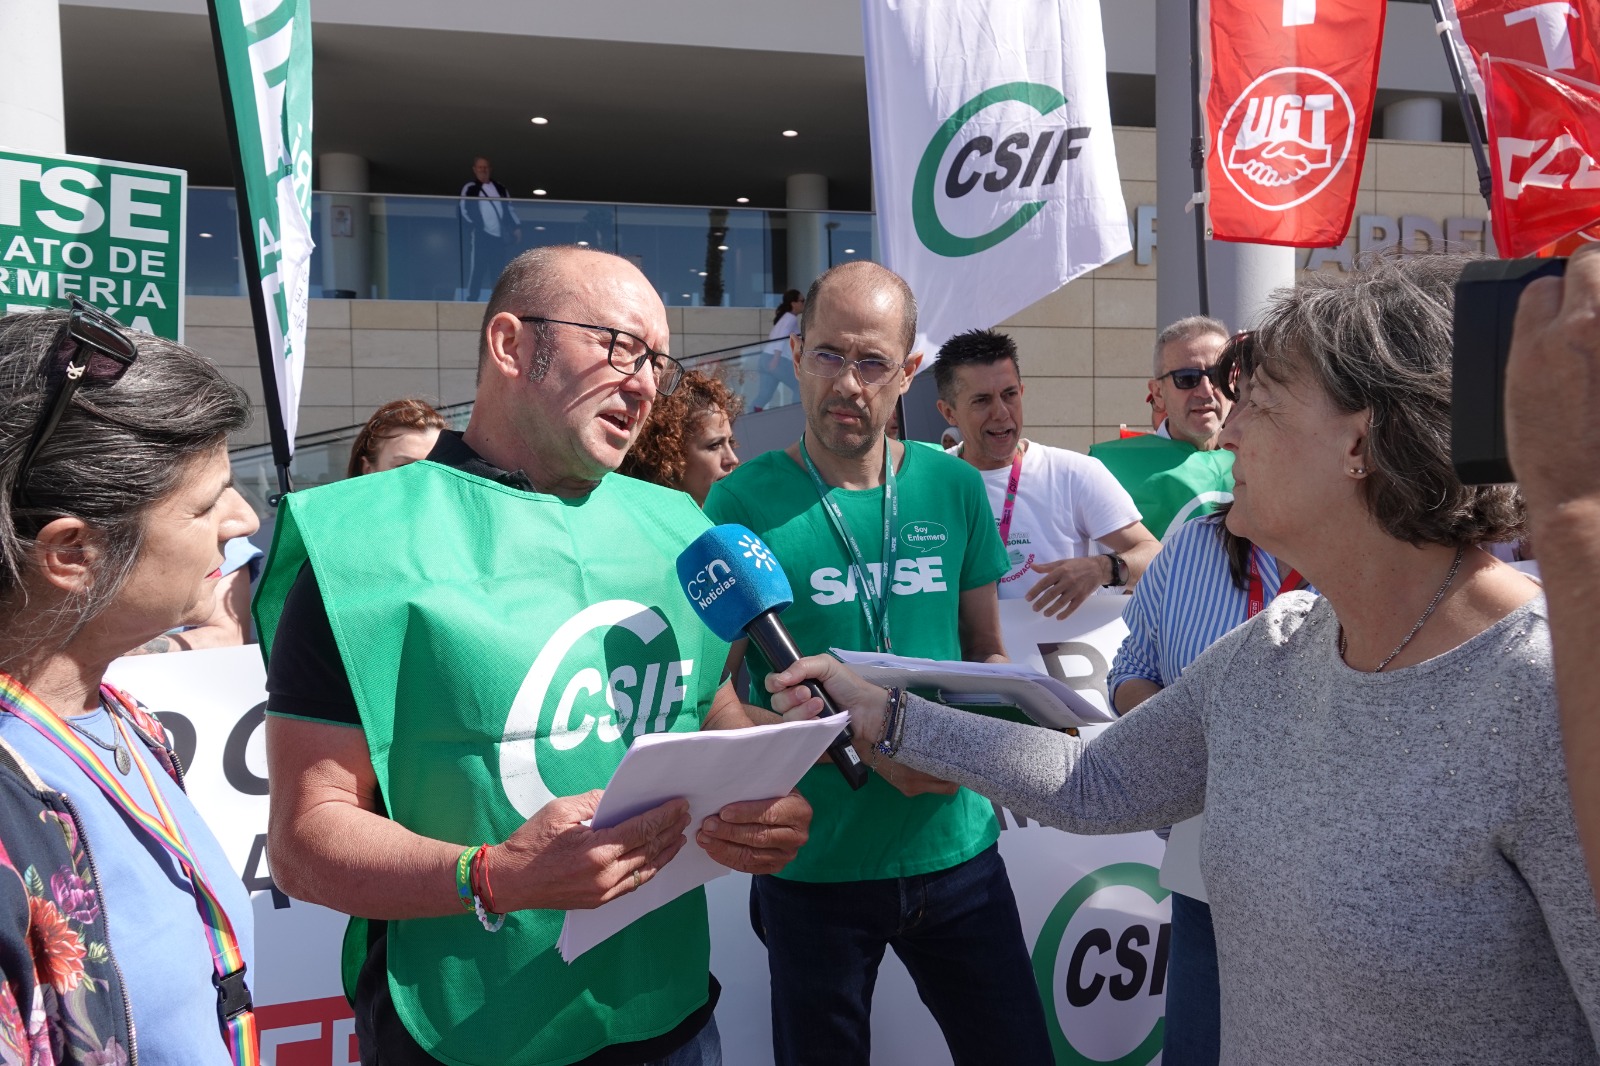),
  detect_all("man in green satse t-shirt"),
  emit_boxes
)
[703,262,1052,1065]
[1090,315,1236,540]
[258,247,814,1066]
